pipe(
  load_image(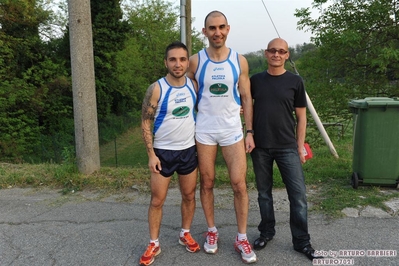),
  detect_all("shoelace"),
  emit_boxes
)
[183,233,195,244]
[238,239,252,254]
[144,243,157,256]
[207,231,217,245]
